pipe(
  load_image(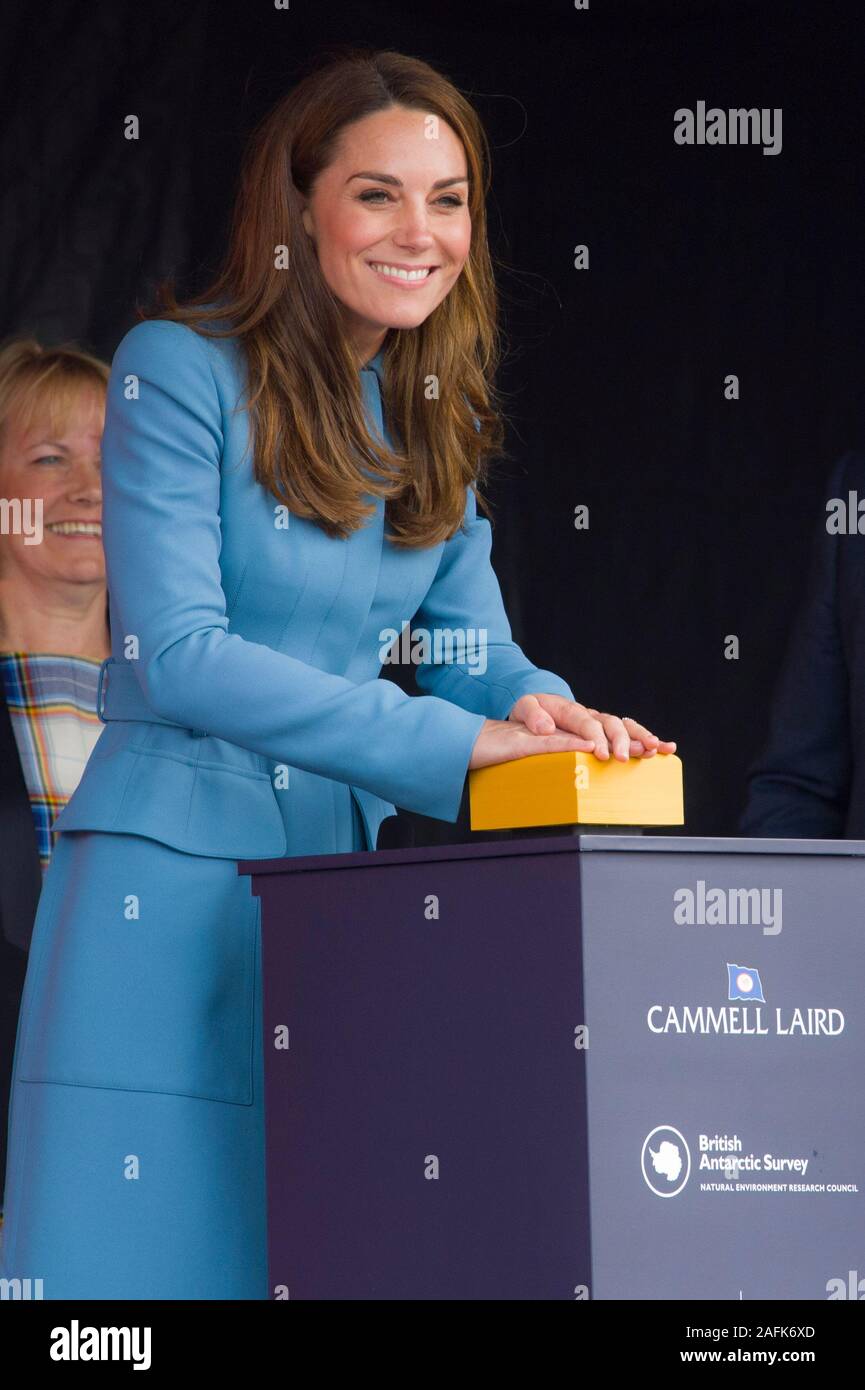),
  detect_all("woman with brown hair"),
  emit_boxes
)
[0,339,109,1220]
[0,48,674,1299]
